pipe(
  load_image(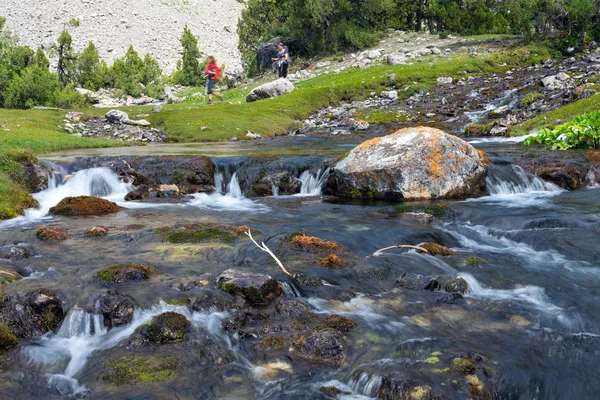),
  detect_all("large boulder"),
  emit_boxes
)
[387,53,407,65]
[246,78,295,103]
[105,110,129,124]
[215,269,282,305]
[49,196,120,216]
[0,288,64,338]
[324,127,488,201]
